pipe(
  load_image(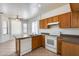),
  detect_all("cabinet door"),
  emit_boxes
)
[70,3,79,11]
[59,13,71,28]
[53,16,59,22]
[32,37,38,50]
[47,17,53,23]
[77,12,79,27]
[41,35,45,48]
[43,19,48,28]
[39,20,43,29]
[21,38,31,53]
[62,41,79,56]
[71,12,78,28]
[39,19,48,29]
[38,36,42,47]
[47,16,59,23]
